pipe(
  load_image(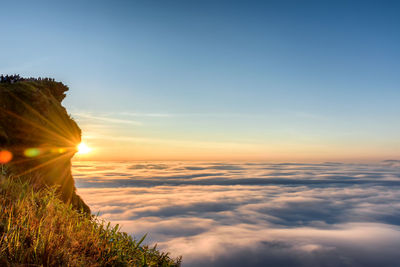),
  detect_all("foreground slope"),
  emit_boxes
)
[0,172,181,266]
